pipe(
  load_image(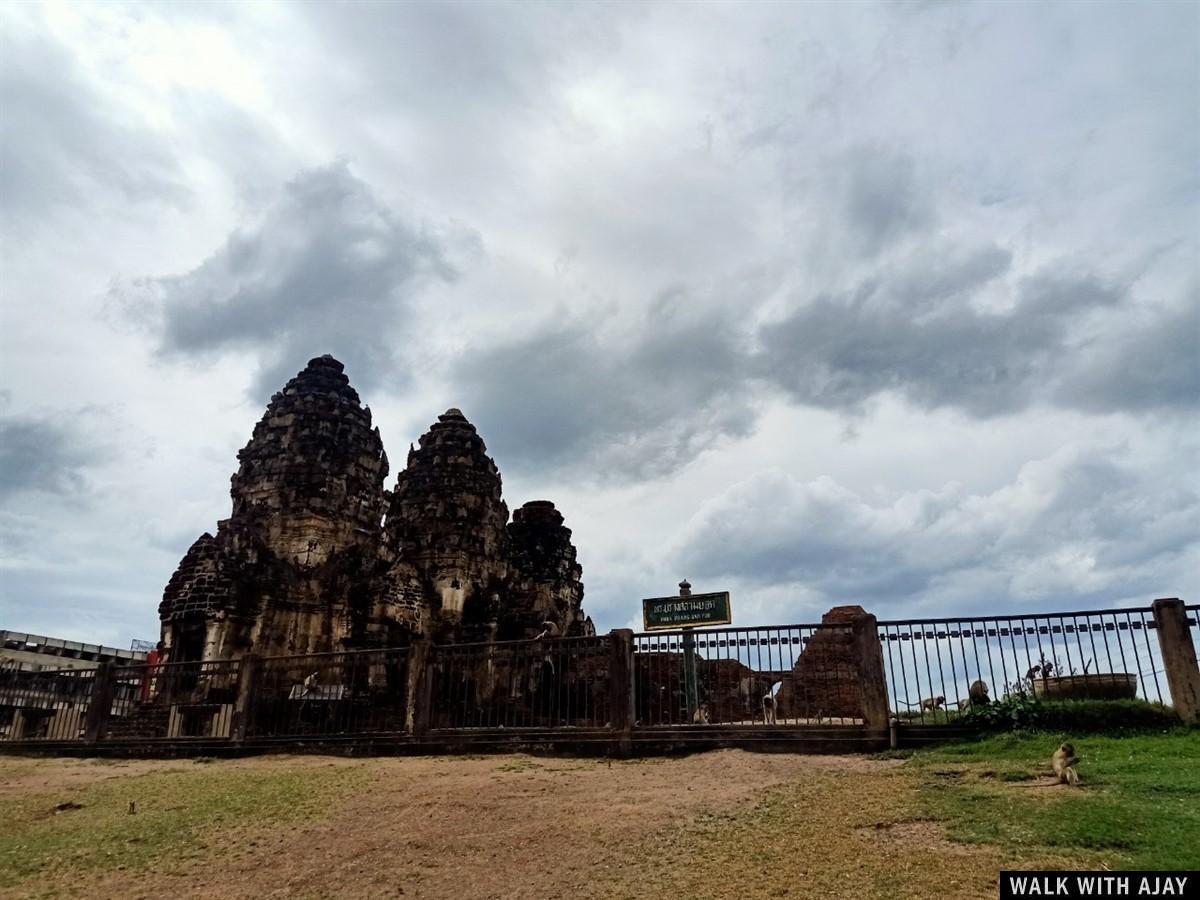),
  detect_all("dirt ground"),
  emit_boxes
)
[0,751,1087,900]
